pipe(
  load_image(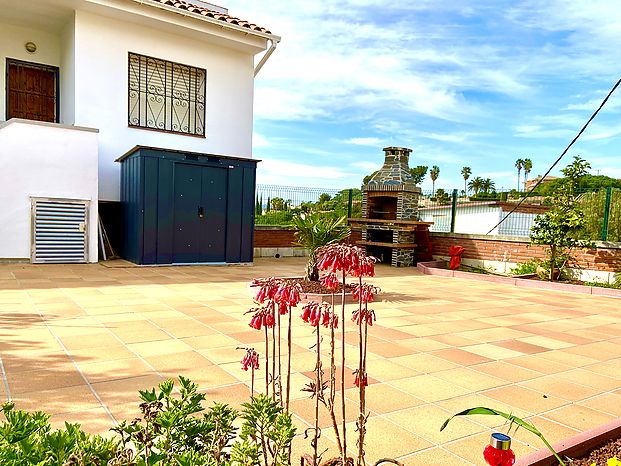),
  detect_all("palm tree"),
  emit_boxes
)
[515,158,524,191]
[430,165,440,195]
[481,178,496,194]
[291,214,351,281]
[461,166,472,195]
[523,158,533,191]
[468,176,483,196]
